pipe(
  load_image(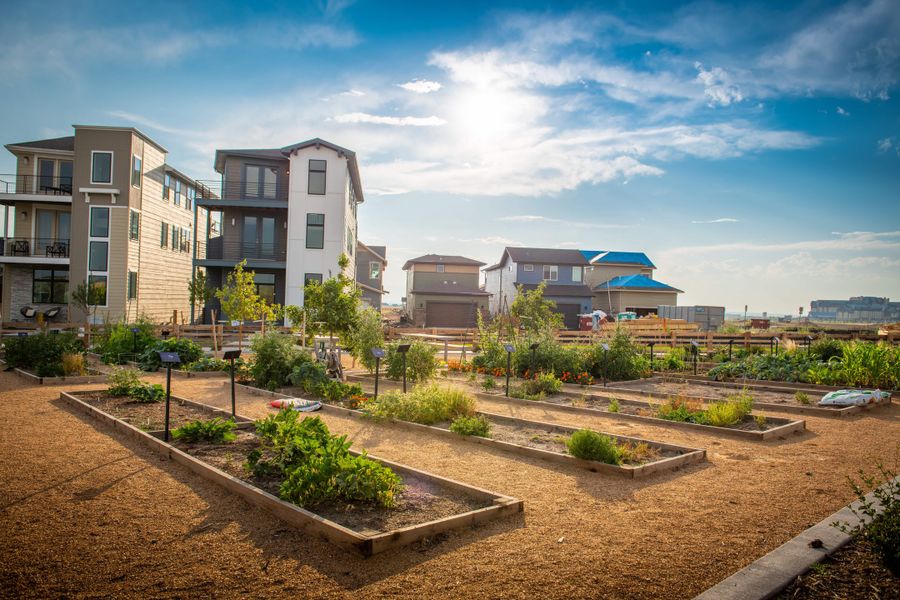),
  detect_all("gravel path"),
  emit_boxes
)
[1,370,897,599]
